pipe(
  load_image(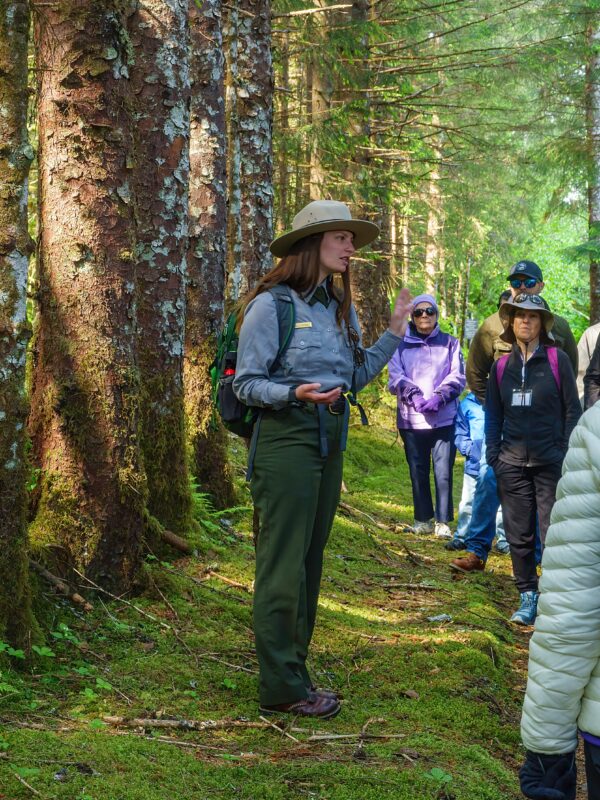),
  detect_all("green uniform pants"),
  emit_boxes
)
[251,404,344,706]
